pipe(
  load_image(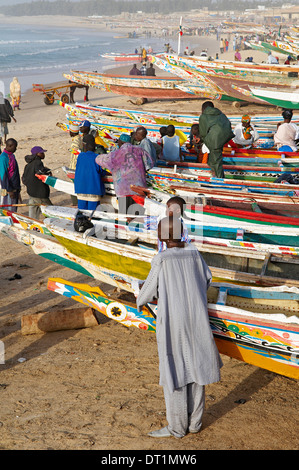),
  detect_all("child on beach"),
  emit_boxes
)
[22,145,52,219]
[137,216,222,438]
